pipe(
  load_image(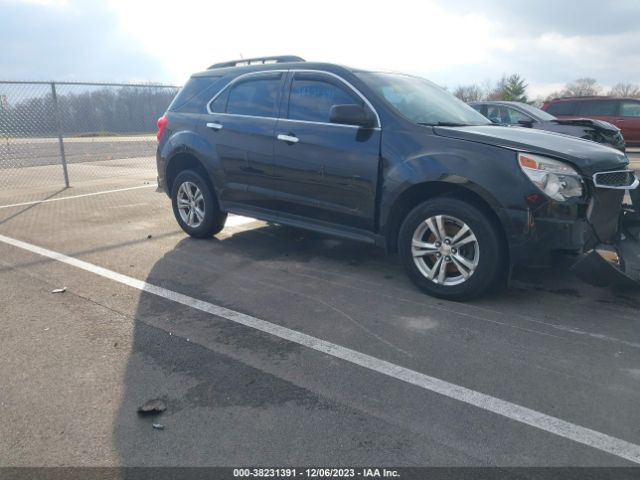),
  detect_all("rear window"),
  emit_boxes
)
[168,76,223,112]
[577,100,618,116]
[545,101,578,116]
